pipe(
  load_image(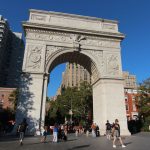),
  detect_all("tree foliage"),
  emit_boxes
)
[46,81,93,125]
[136,77,150,131]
